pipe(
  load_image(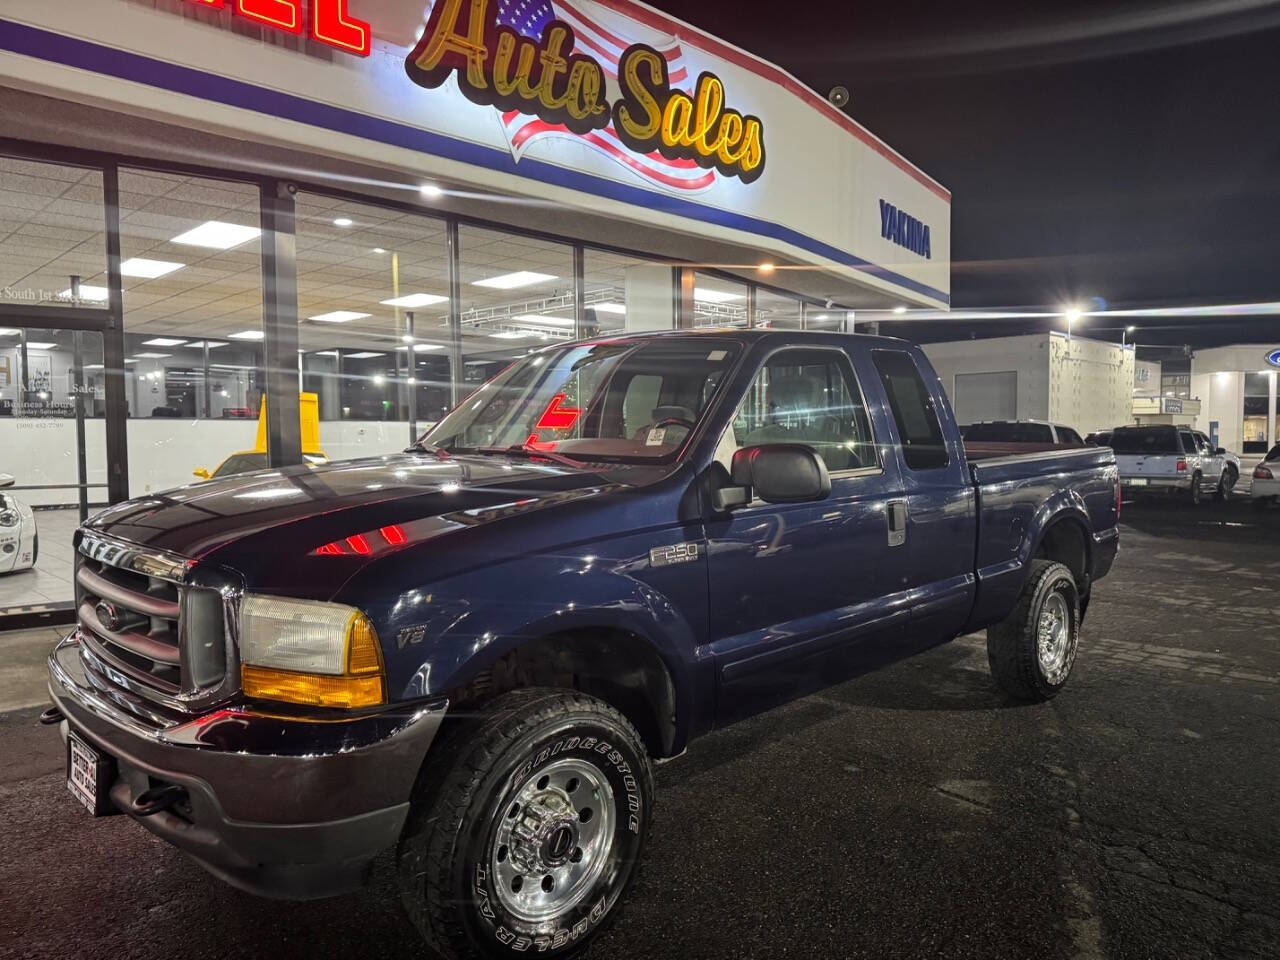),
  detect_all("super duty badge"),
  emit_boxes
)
[649,542,699,568]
